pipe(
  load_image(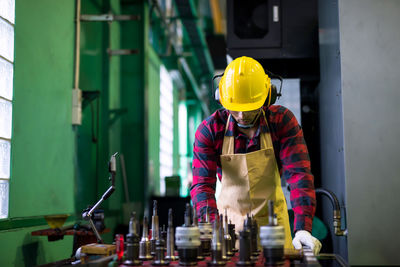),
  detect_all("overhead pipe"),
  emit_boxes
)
[315,188,347,236]
[209,0,223,34]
